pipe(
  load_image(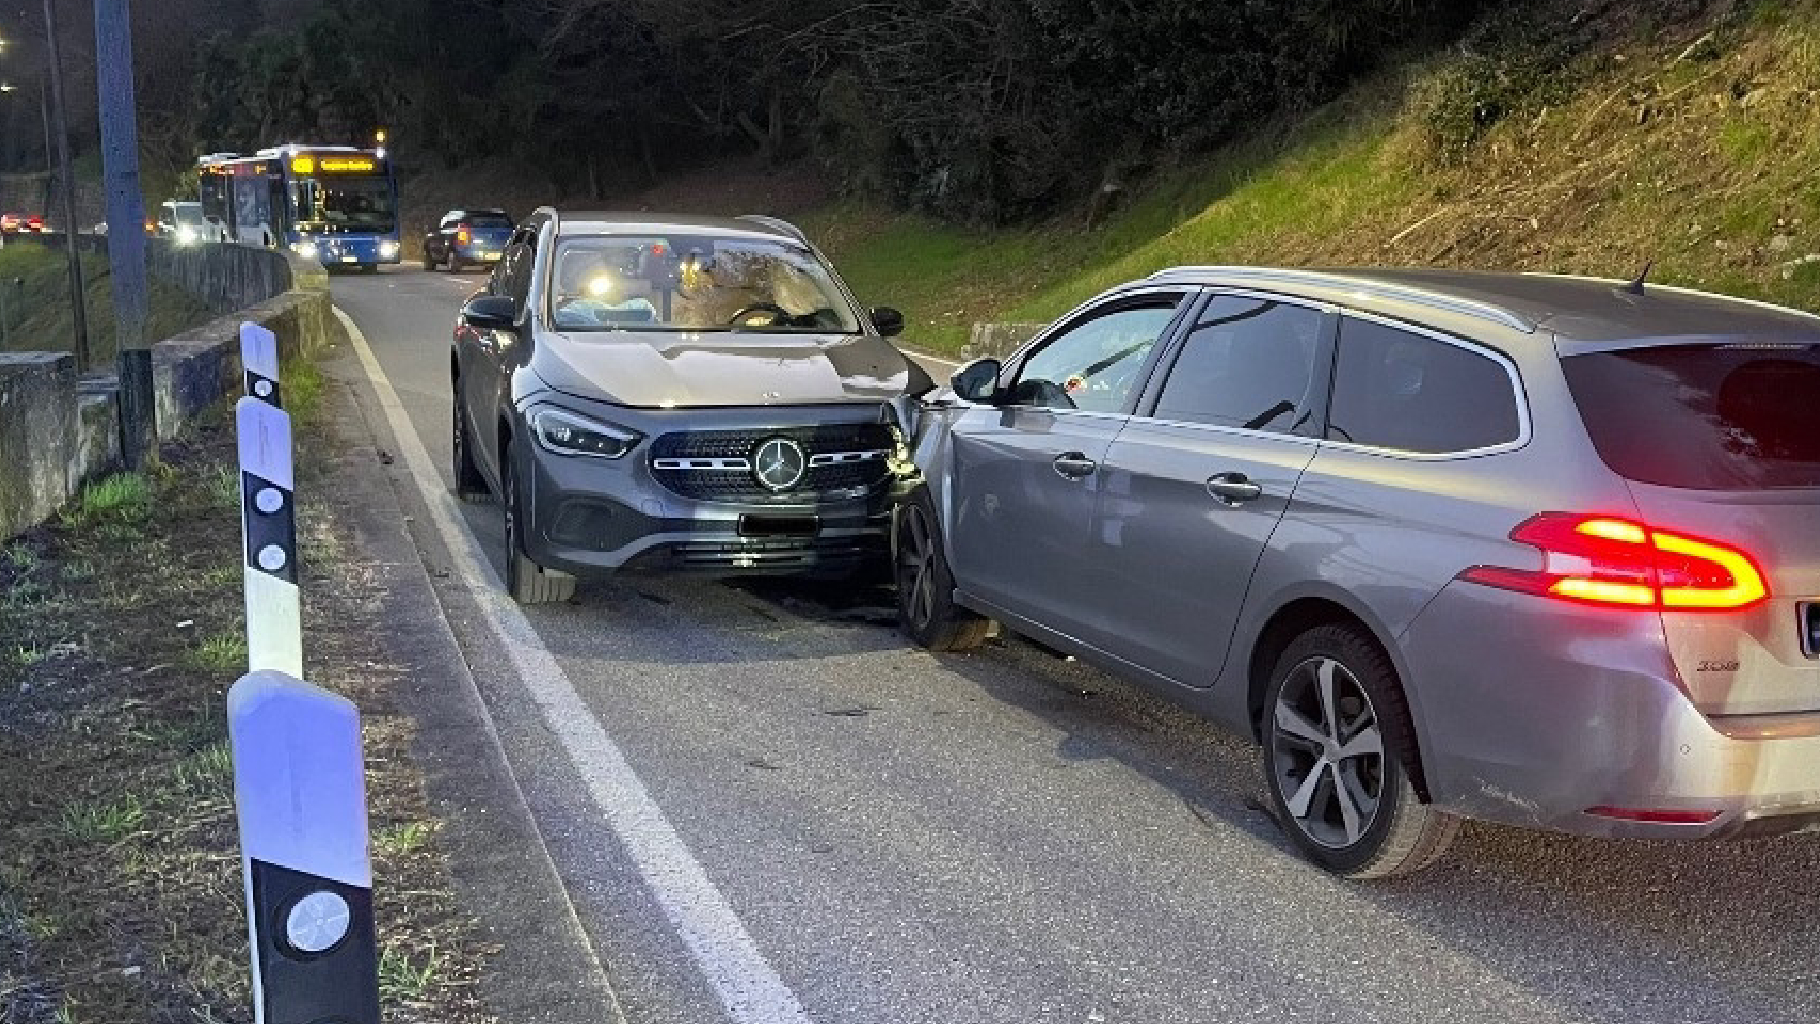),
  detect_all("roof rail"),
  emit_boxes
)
[1145,265,1535,332]
[737,215,808,241]
[1520,271,1820,324]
